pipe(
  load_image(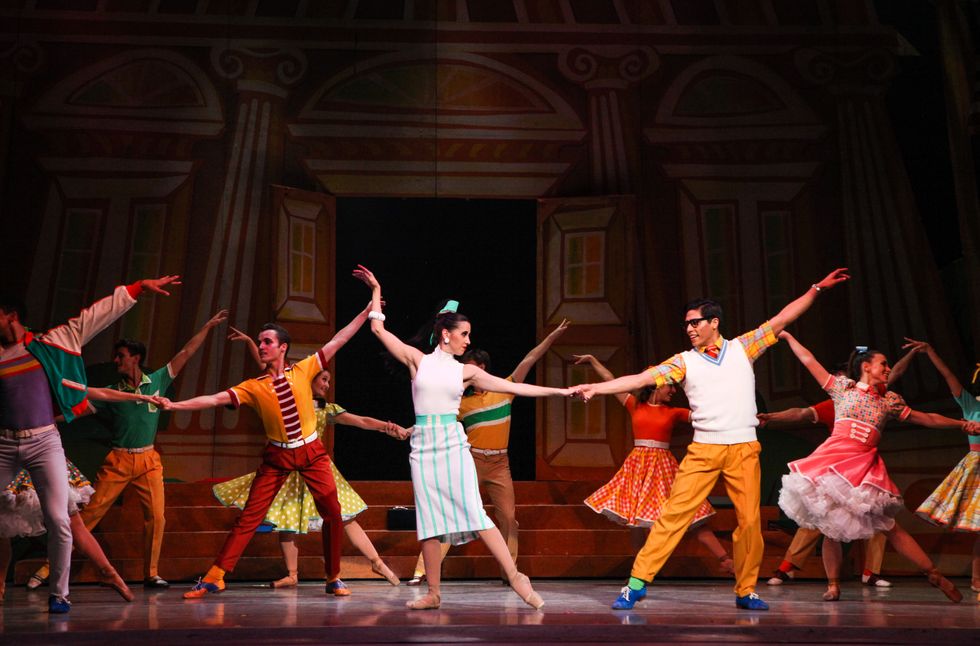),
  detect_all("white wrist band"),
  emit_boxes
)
[368,311,386,321]
[811,284,822,293]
